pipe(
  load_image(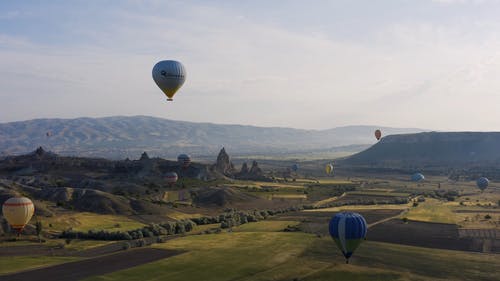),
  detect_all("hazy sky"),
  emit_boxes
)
[2,0,500,130]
